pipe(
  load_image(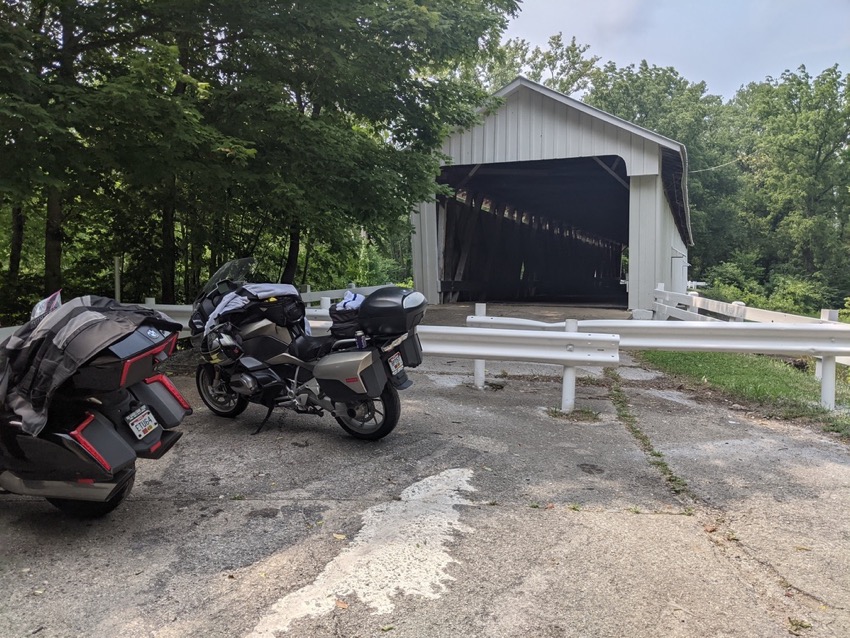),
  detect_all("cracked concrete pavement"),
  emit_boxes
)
[1,303,848,637]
